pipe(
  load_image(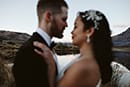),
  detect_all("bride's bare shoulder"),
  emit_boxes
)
[58,60,100,87]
